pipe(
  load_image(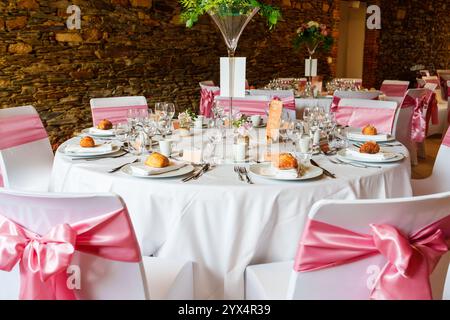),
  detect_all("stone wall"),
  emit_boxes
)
[0,0,340,147]
[363,0,450,88]
[0,0,448,146]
